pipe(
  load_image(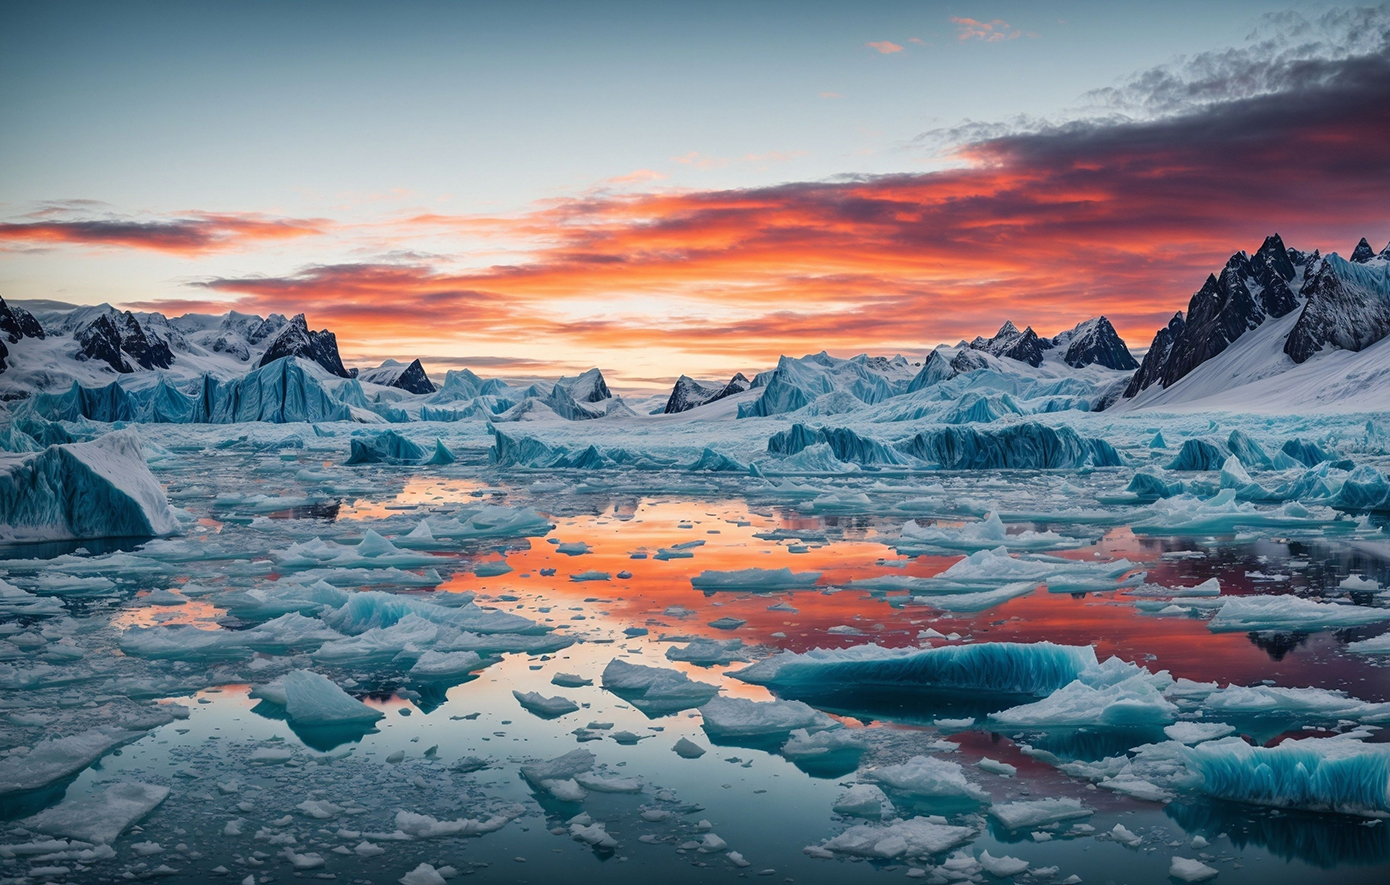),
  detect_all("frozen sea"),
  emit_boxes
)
[2,412,1390,885]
